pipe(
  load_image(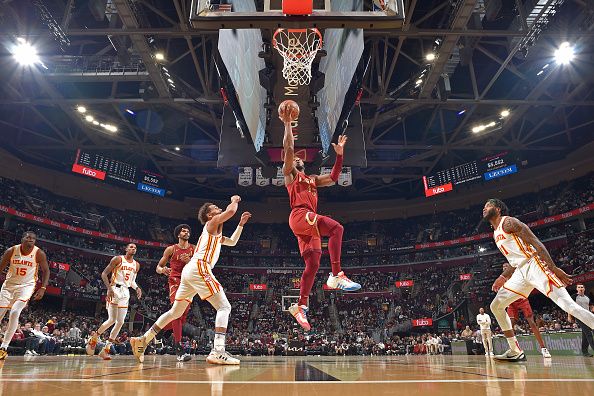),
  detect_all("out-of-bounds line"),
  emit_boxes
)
[1,378,594,384]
